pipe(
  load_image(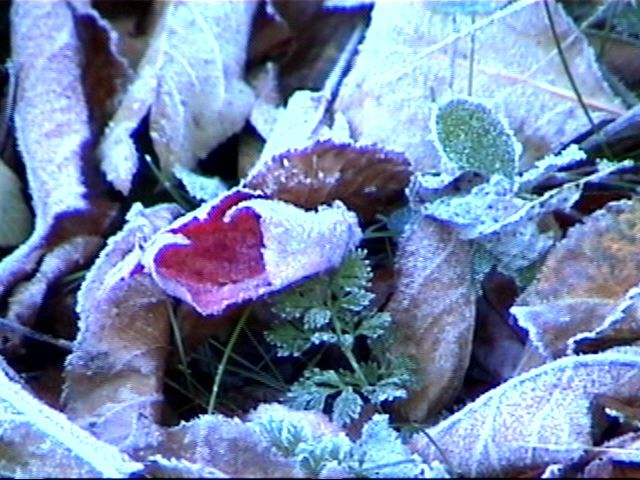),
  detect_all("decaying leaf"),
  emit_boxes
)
[243,140,411,222]
[2,1,117,347]
[334,0,624,172]
[63,203,182,449]
[571,284,640,354]
[11,1,93,229]
[0,360,142,478]
[385,216,475,422]
[581,431,640,478]
[511,199,640,359]
[143,409,303,478]
[410,348,640,477]
[142,188,362,316]
[99,1,257,193]
[0,159,32,247]
[3,236,103,345]
[67,0,132,133]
